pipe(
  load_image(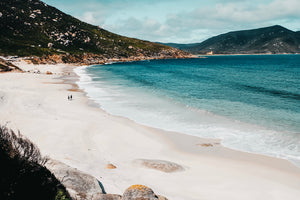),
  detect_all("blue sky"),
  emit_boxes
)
[43,0,300,43]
